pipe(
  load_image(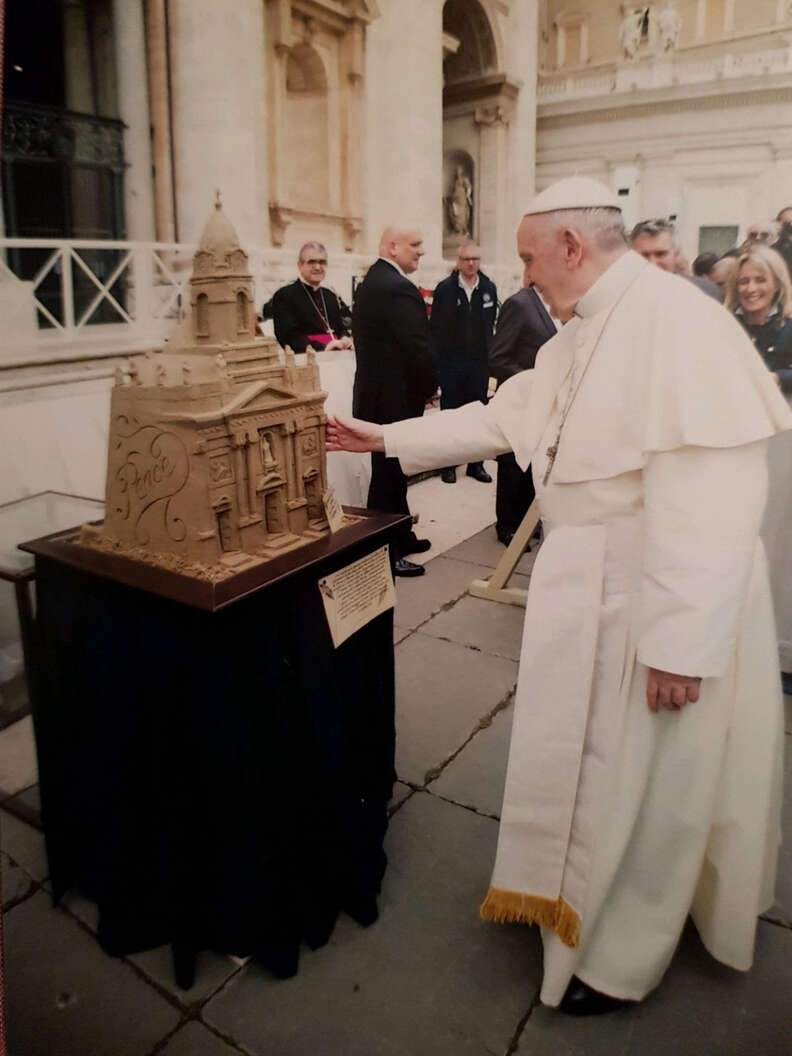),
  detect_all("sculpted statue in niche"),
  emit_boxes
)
[446,164,474,238]
[619,7,646,59]
[655,3,681,53]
